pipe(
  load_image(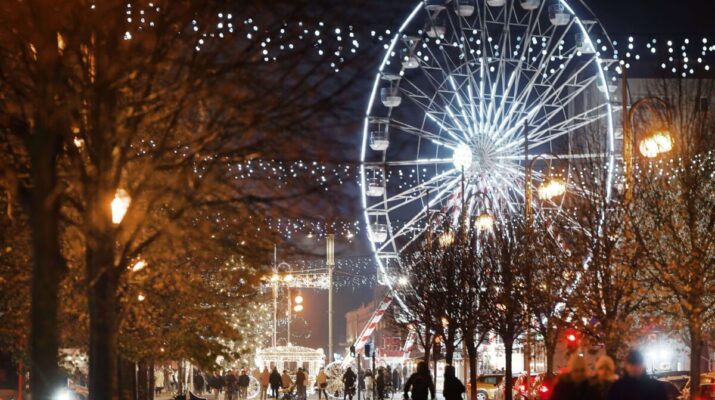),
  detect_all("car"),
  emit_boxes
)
[668,372,715,400]
[475,374,504,400]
